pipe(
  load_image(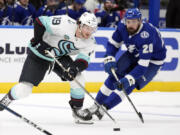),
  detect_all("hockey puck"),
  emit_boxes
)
[113,128,120,131]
